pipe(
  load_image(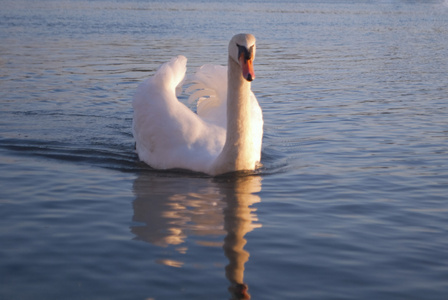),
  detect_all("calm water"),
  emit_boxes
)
[1,0,448,299]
